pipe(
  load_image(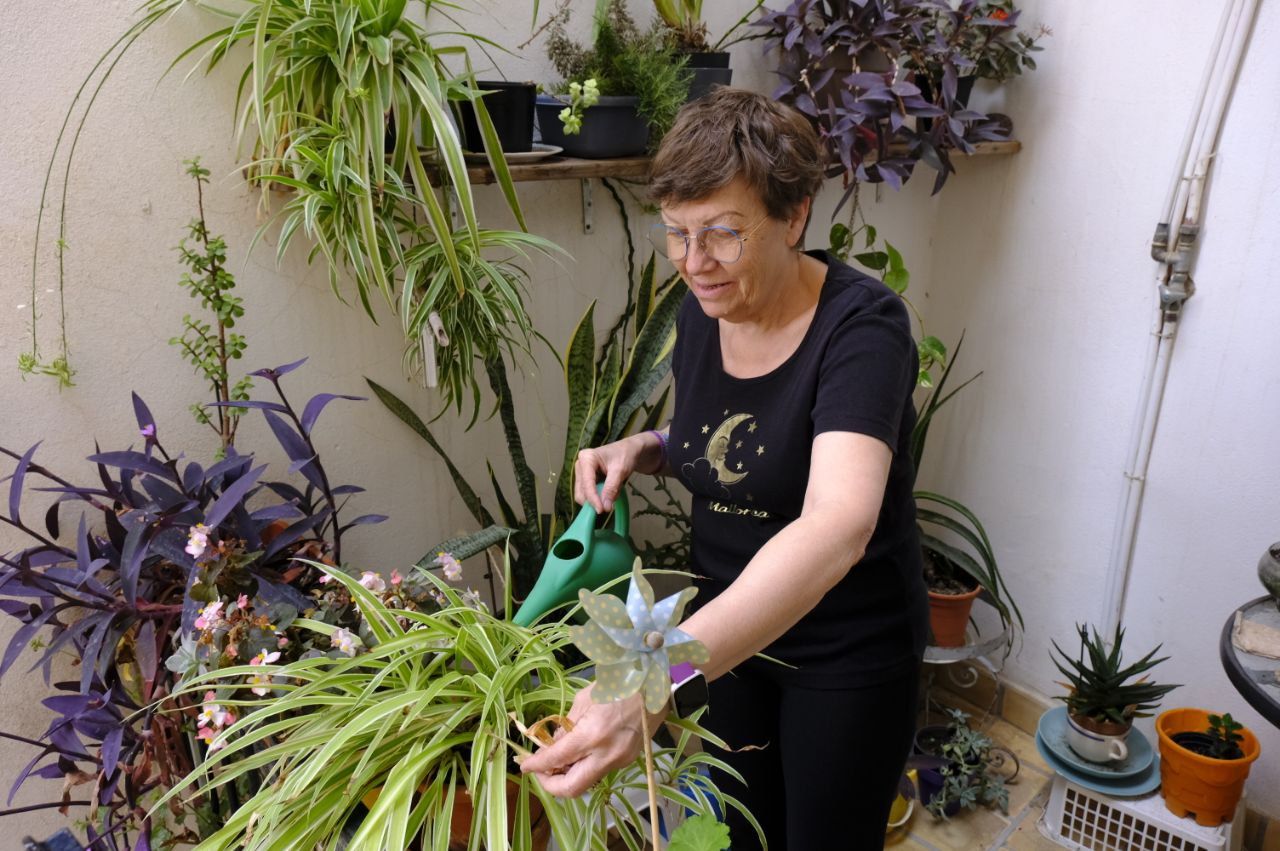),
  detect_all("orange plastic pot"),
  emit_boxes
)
[928,587,980,647]
[1155,708,1261,826]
